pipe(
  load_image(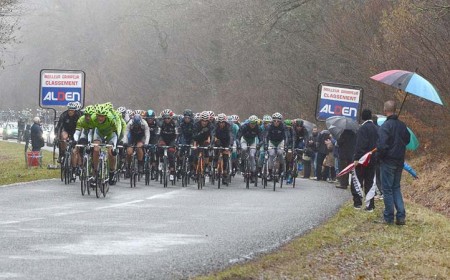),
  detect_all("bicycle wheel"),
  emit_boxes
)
[245,160,250,189]
[95,160,102,198]
[80,165,87,196]
[144,161,150,186]
[102,159,109,197]
[64,153,71,185]
[163,157,168,188]
[130,155,137,188]
[60,155,64,182]
[292,160,298,188]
